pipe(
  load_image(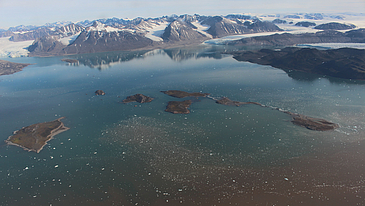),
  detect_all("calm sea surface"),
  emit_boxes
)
[1,45,365,205]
